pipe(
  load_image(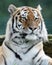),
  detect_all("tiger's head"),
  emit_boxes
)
[8,4,48,42]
